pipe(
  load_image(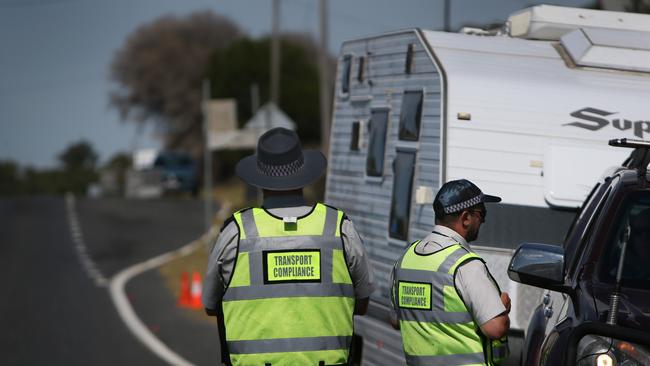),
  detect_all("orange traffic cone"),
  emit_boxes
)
[178,272,192,308]
[190,271,203,309]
